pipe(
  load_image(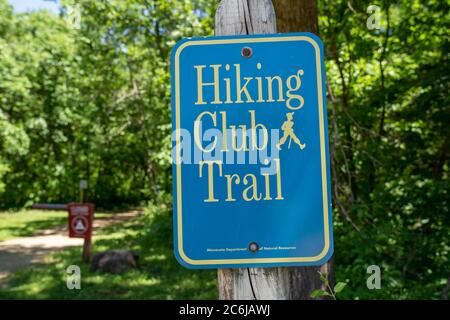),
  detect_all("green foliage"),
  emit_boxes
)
[310,271,348,299]
[334,282,347,294]
[0,0,218,208]
[310,289,331,298]
[320,0,449,299]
